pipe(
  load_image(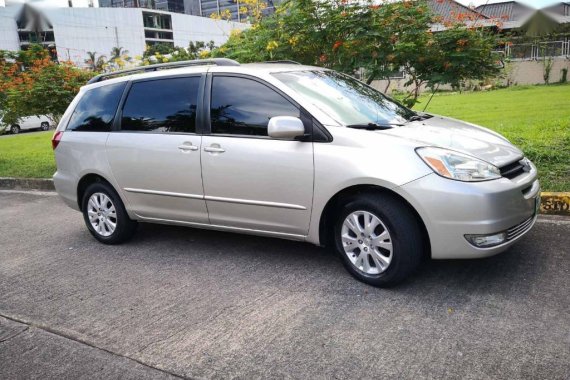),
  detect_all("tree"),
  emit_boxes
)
[213,0,501,107]
[107,46,133,71]
[85,51,106,71]
[0,46,91,125]
[141,41,217,65]
[110,46,129,60]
